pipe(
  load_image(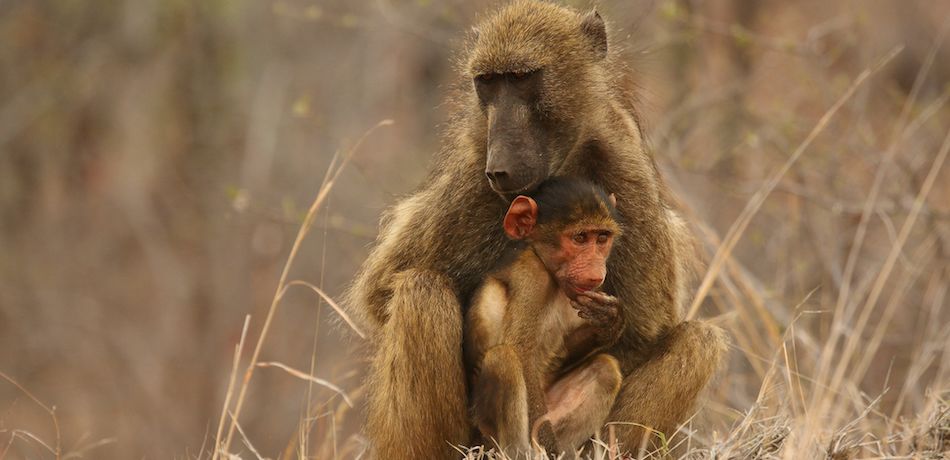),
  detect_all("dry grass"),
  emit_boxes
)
[0,1,948,459]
